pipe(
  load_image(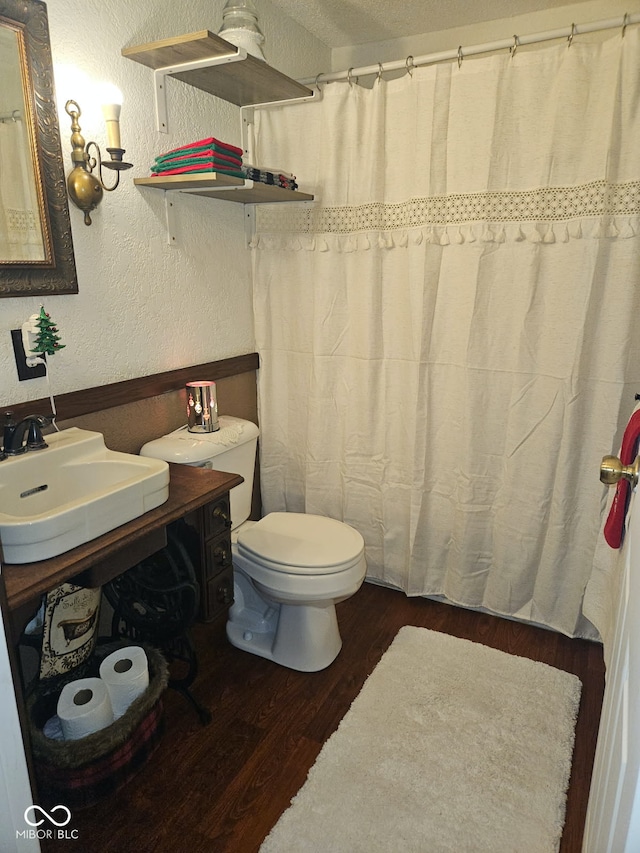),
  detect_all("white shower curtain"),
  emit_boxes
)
[251,29,640,638]
[0,119,46,261]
